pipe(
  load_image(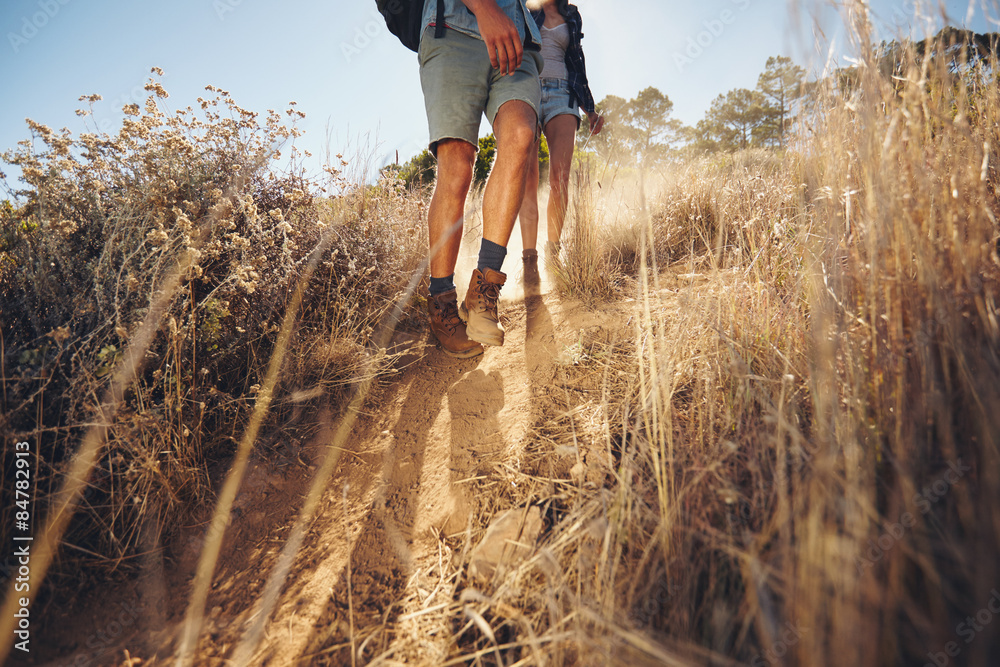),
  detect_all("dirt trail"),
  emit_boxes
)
[26,221,622,666]
[197,243,573,666]
[125,241,603,666]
